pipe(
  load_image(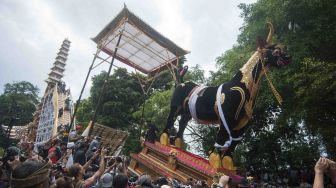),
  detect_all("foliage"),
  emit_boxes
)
[210,46,252,85]
[89,68,143,129]
[0,81,39,126]
[74,69,143,154]
[150,70,174,91]
[288,58,336,156]
[75,99,93,127]
[132,89,172,131]
[206,0,336,175]
[184,64,206,84]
